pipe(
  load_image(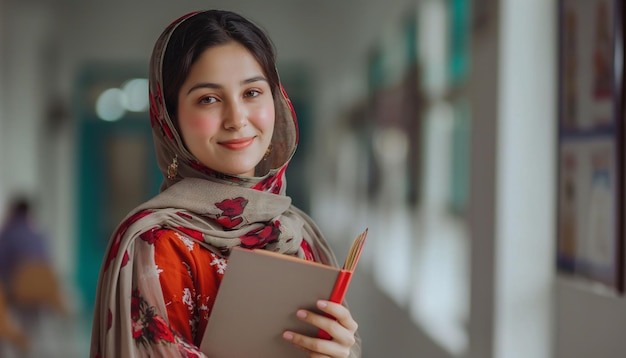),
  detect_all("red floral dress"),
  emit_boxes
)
[149,228,316,349]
